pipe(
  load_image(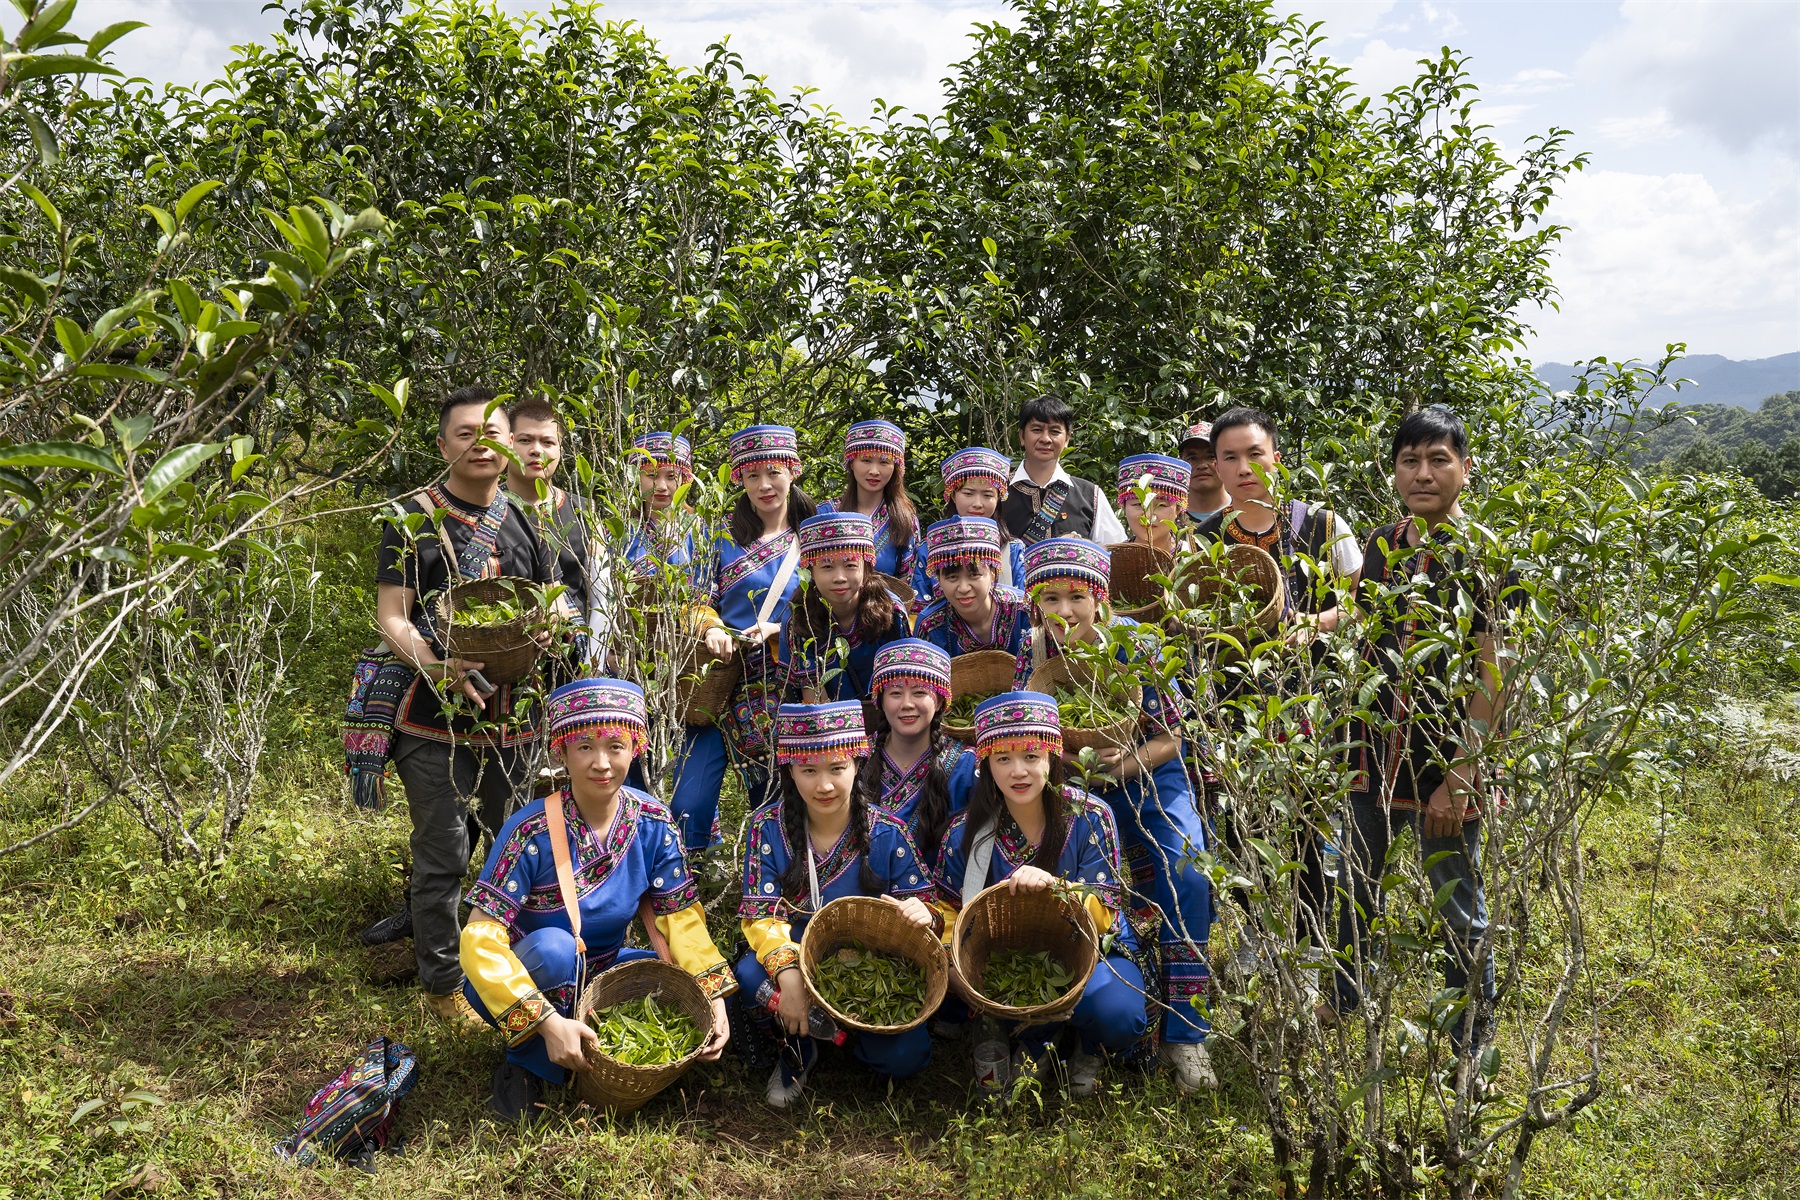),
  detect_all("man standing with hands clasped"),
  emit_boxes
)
[1328,407,1504,1059]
